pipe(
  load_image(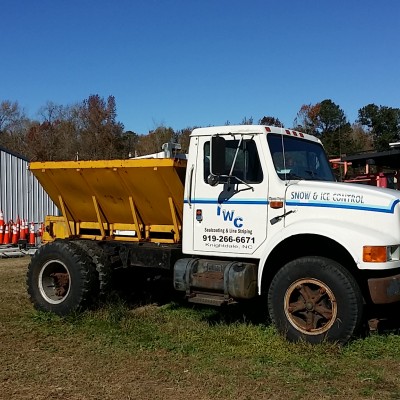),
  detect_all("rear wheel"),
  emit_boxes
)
[27,241,98,315]
[268,256,364,344]
[72,240,112,297]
